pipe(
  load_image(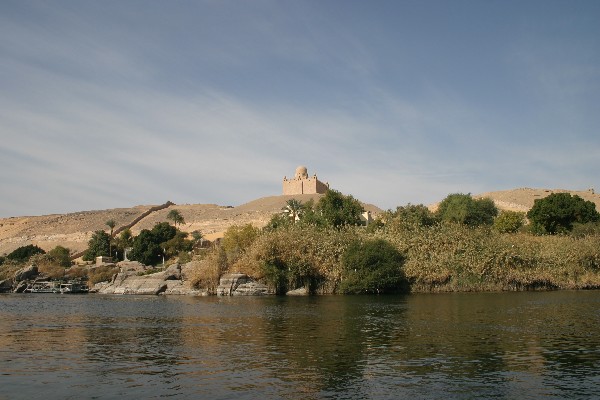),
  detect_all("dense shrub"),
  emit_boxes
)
[375,222,600,291]
[264,213,292,231]
[28,247,71,279]
[314,189,364,228]
[130,222,181,265]
[64,265,88,280]
[185,192,600,294]
[221,224,260,263]
[7,244,45,262]
[384,204,437,230]
[571,222,600,238]
[150,222,178,244]
[47,246,71,268]
[83,230,111,261]
[436,194,498,226]
[163,231,193,258]
[88,265,119,285]
[340,239,406,294]
[187,249,227,292]
[494,211,525,233]
[527,193,600,234]
[233,225,357,294]
[130,230,163,266]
